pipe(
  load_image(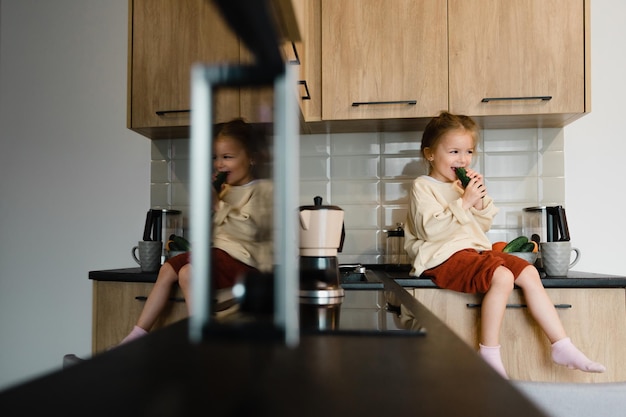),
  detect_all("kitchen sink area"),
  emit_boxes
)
[339,263,438,290]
